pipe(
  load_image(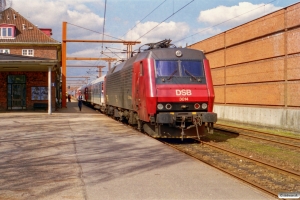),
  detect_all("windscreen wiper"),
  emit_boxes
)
[184,69,197,81]
[167,70,178,80]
